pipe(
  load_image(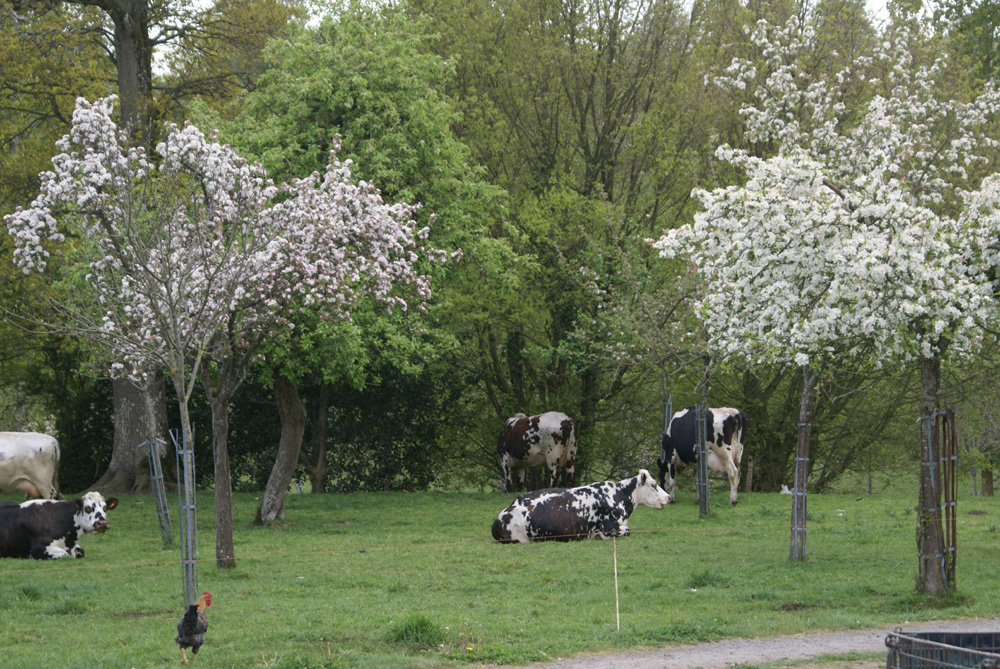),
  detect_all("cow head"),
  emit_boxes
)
[75,492,118,534]
[634,469,670,509]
